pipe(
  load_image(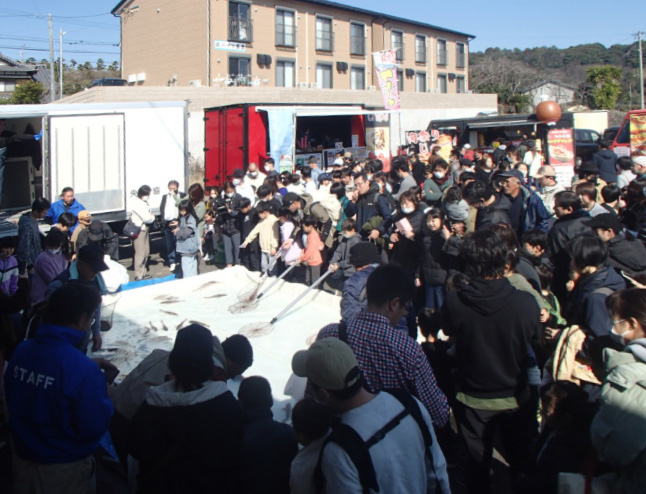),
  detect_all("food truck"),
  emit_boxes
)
[609,109,646,158]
